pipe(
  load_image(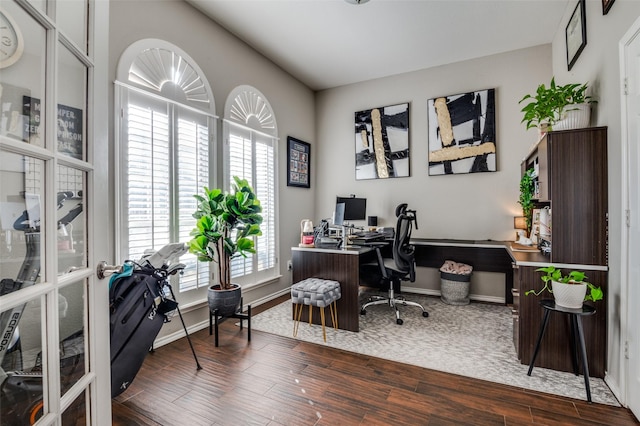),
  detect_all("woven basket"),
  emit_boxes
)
[440,271,472,305]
